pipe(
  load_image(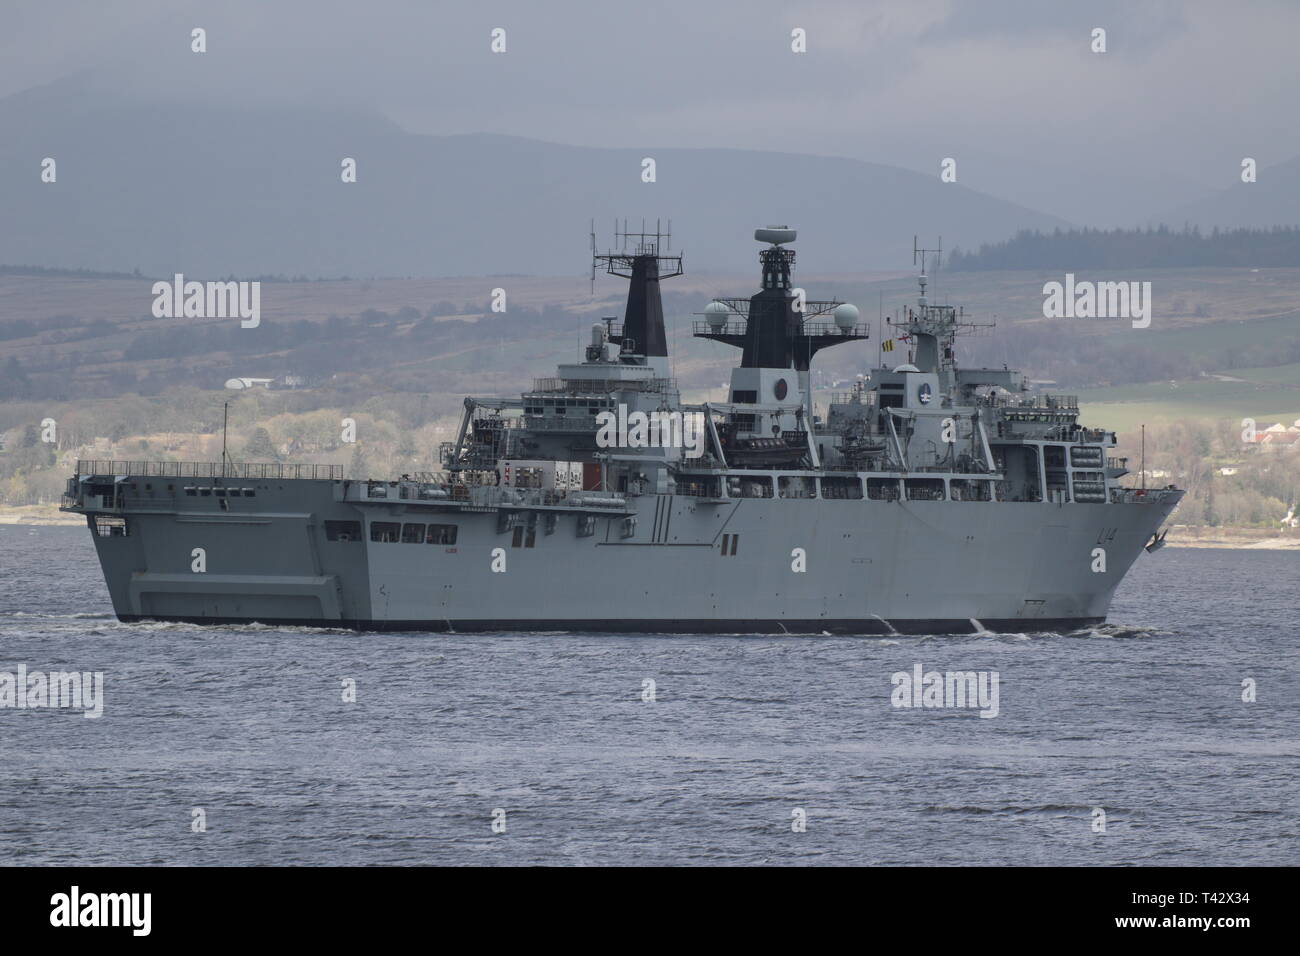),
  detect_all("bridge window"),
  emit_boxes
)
[401,522,425,543]
[370,521,401,543]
